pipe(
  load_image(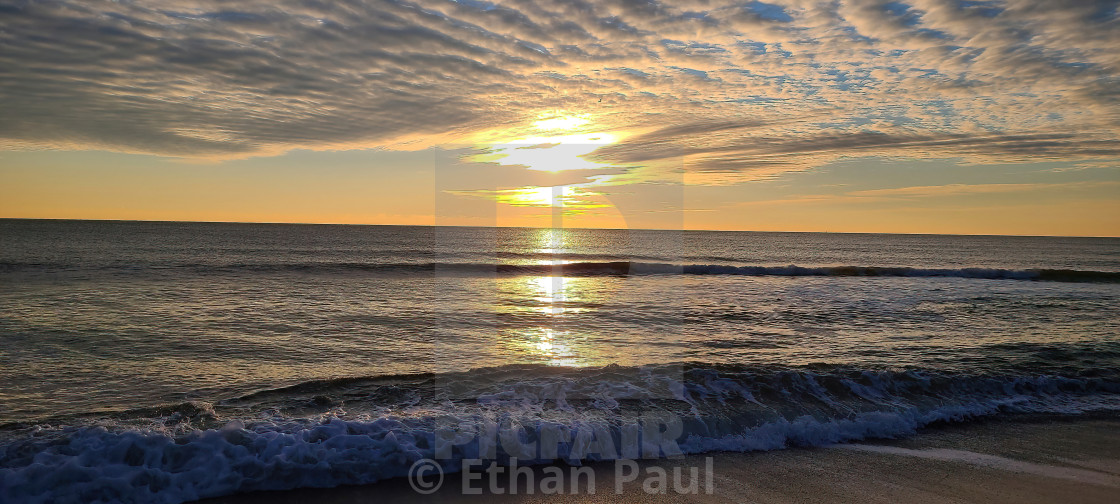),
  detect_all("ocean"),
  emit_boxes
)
[1,219,1119,503]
